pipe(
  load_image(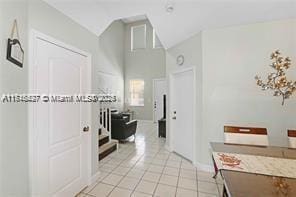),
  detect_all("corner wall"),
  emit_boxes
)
[166,33,203,167]
[124,20,166,120]
[0,0,125,196]
[28,0,126,182]
[0,1,29,196]
[28,0,99,182]
[201,19,296,164]
[166,19,296,168]
[98,20,125,111]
